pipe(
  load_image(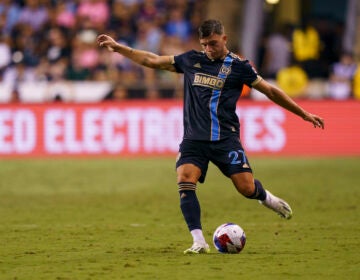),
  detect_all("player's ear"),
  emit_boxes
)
[222,35,227,43]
